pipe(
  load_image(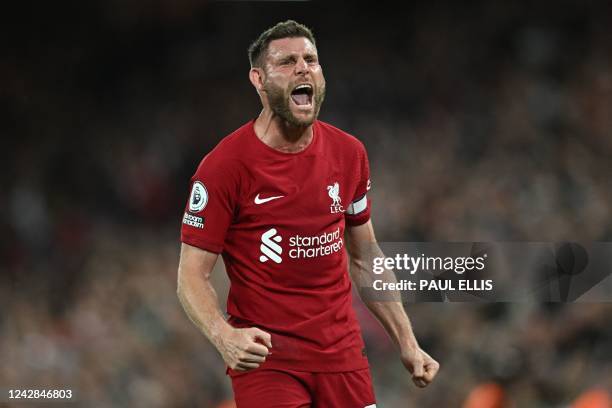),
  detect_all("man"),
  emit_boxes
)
[177,20,439,407]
